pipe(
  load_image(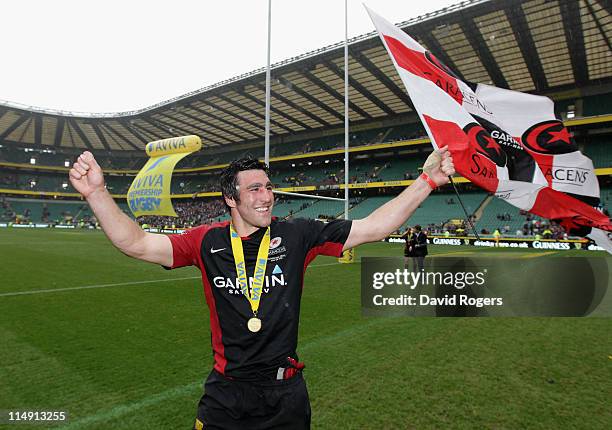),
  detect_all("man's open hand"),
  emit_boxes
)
[68,151,106,199]
[422,146,455,187]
